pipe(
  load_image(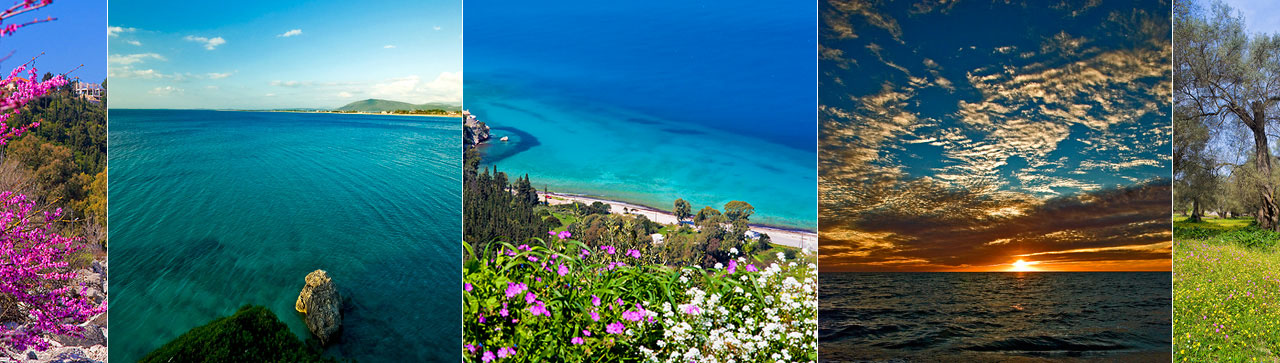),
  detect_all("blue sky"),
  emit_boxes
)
[0,1,105,85]
[1220,0,1280,34]
[819,0,1172,272]
[108,0,460,109]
